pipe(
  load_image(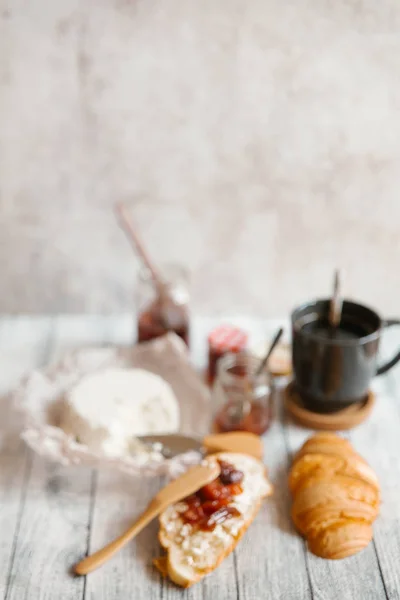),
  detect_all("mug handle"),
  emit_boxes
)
[376,319,400,375]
